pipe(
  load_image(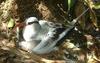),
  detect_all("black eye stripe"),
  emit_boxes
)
[28,21,38,25]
